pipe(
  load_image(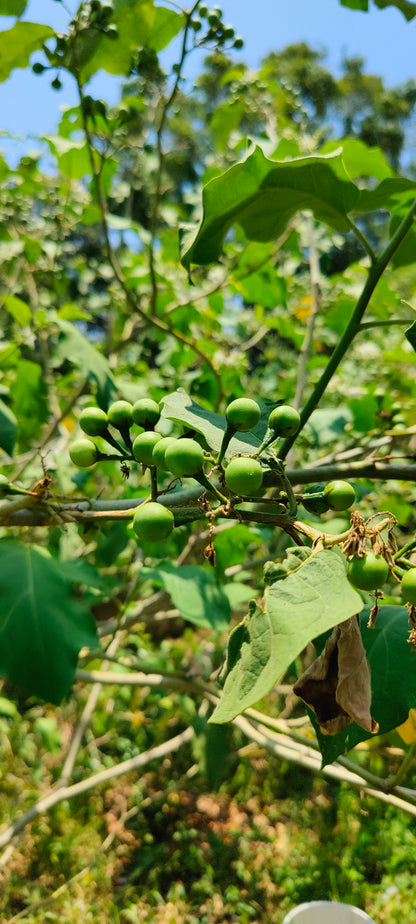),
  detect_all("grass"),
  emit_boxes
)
[2,707,416,924]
